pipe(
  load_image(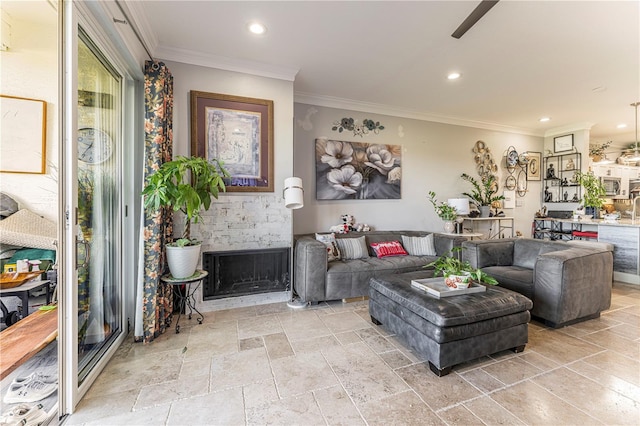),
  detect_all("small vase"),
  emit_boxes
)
[443,221,455,233]
[480,206,491,218]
